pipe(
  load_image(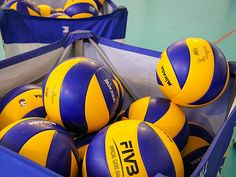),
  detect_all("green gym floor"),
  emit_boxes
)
[0,0,235,176]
